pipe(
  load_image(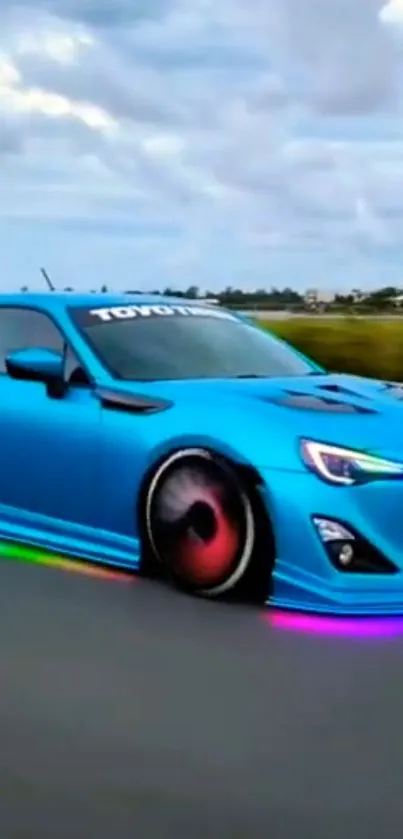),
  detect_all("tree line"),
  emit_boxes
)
[123,285,403,311]
[21,282,403,311]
